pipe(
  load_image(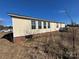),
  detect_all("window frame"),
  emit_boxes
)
[56,23,59,28]
[48,22,50,28]
[43,21,46,29]
[31,20,36,29]
[38,21,42,29]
